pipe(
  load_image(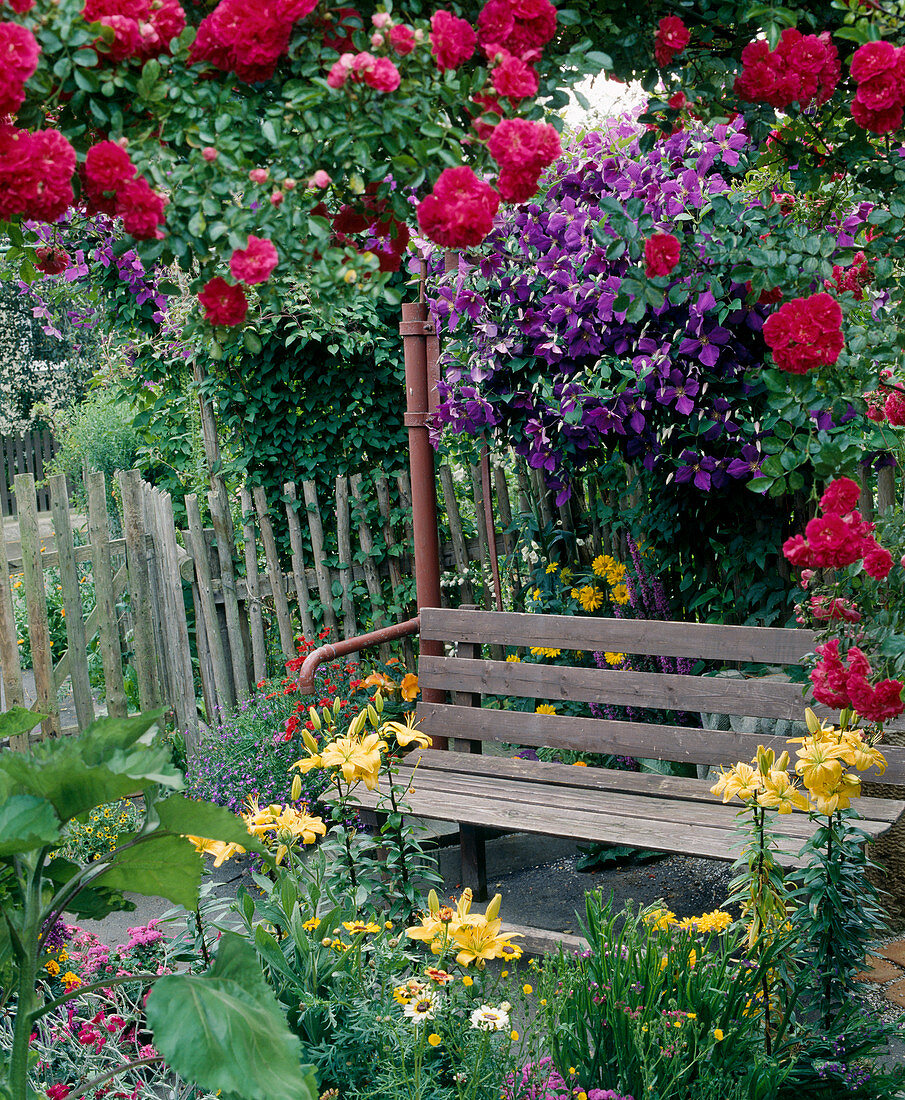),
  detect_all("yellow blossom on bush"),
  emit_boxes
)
[643,907,676,931]
[610,583,630,605]
[381,713,431,750]
[694,910,733,934]
[505,654,521,662]
[710,763,763,804]
[44,959,60,976]
[604,652,625,666]
[536,704,557,715]
[400,673,420,702]
[545,562,558,574]
[529,647,561,658]
[343,920,380,935]
[577,585,603,612]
